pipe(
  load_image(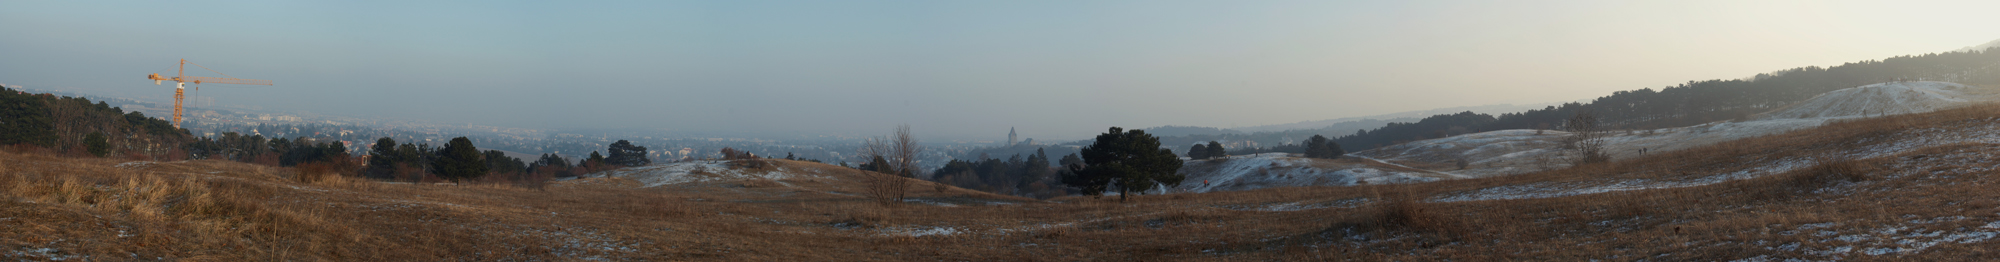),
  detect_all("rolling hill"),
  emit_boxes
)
[15,103,2000,260]
[1346,81,2000,178]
